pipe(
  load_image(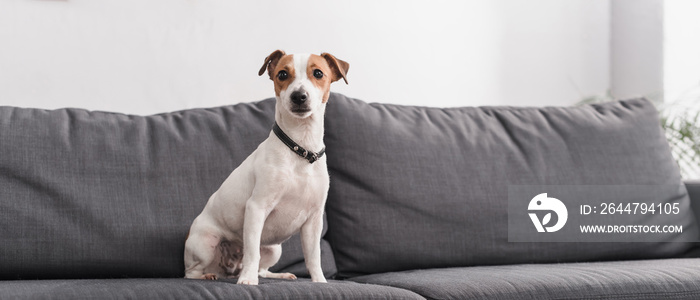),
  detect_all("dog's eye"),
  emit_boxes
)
[277,70,289,81]
[313,69,323,79]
